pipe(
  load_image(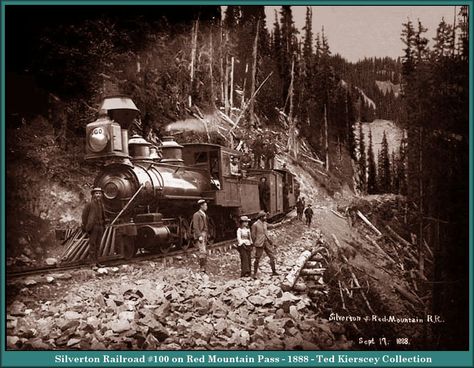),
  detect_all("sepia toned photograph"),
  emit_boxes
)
[4,3,470,356]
